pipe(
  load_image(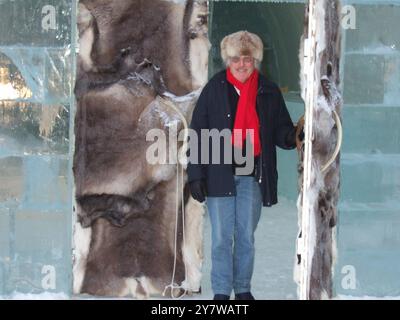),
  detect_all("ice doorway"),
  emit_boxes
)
[202,0,306,299]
